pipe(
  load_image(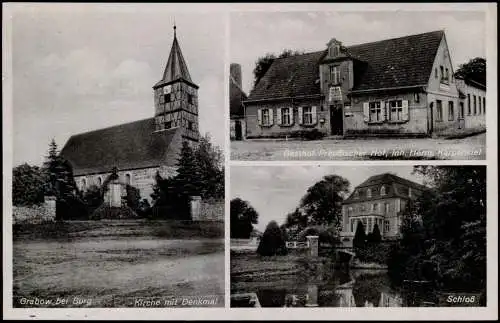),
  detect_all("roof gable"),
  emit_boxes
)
[246,30,444,100]
[60,119,181,176]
